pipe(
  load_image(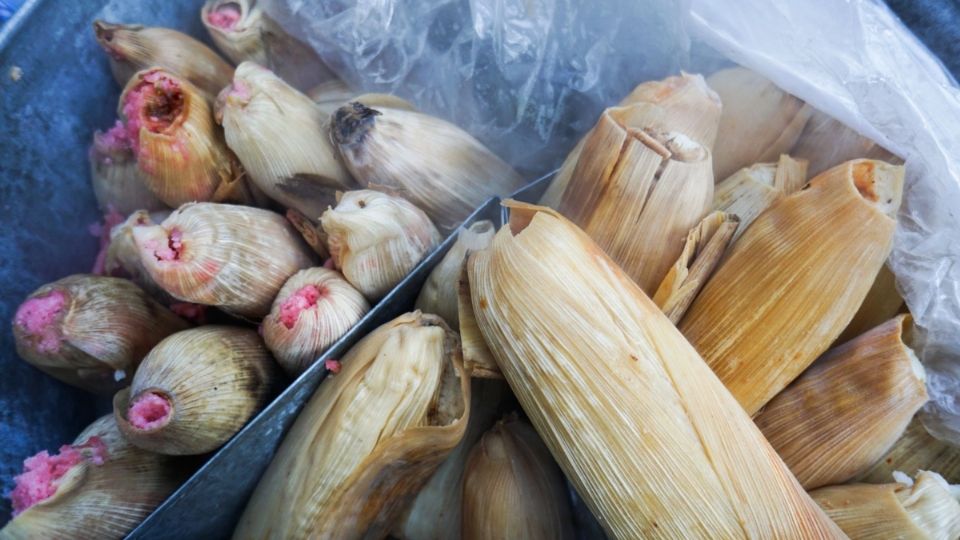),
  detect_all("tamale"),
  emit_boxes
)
[861,418,960,485]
